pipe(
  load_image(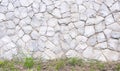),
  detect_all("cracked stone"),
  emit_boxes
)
[39,26,47,35]
[102,49,119,61]
[95,22,105,33]
[22,25,33,34]
[52,9,61,18]
[22,35,31,43]
[95,42,107,49]
[48,18,57,27]
[110,2,120,12]
[97,33,106,43]
[66,50,80,58]
[40,2,46,12]
[108,39,119,51]
[46,27,55,37]
[105,14,114,25]
[0,13,6,21]
[20,0,34,6]
[60,2,70,13]
[8,3,14,11]
[31,30,39,40]
[84,26,95,37]
[107,23,120,31]
[111,31,120,39]
[87,35,97,46]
